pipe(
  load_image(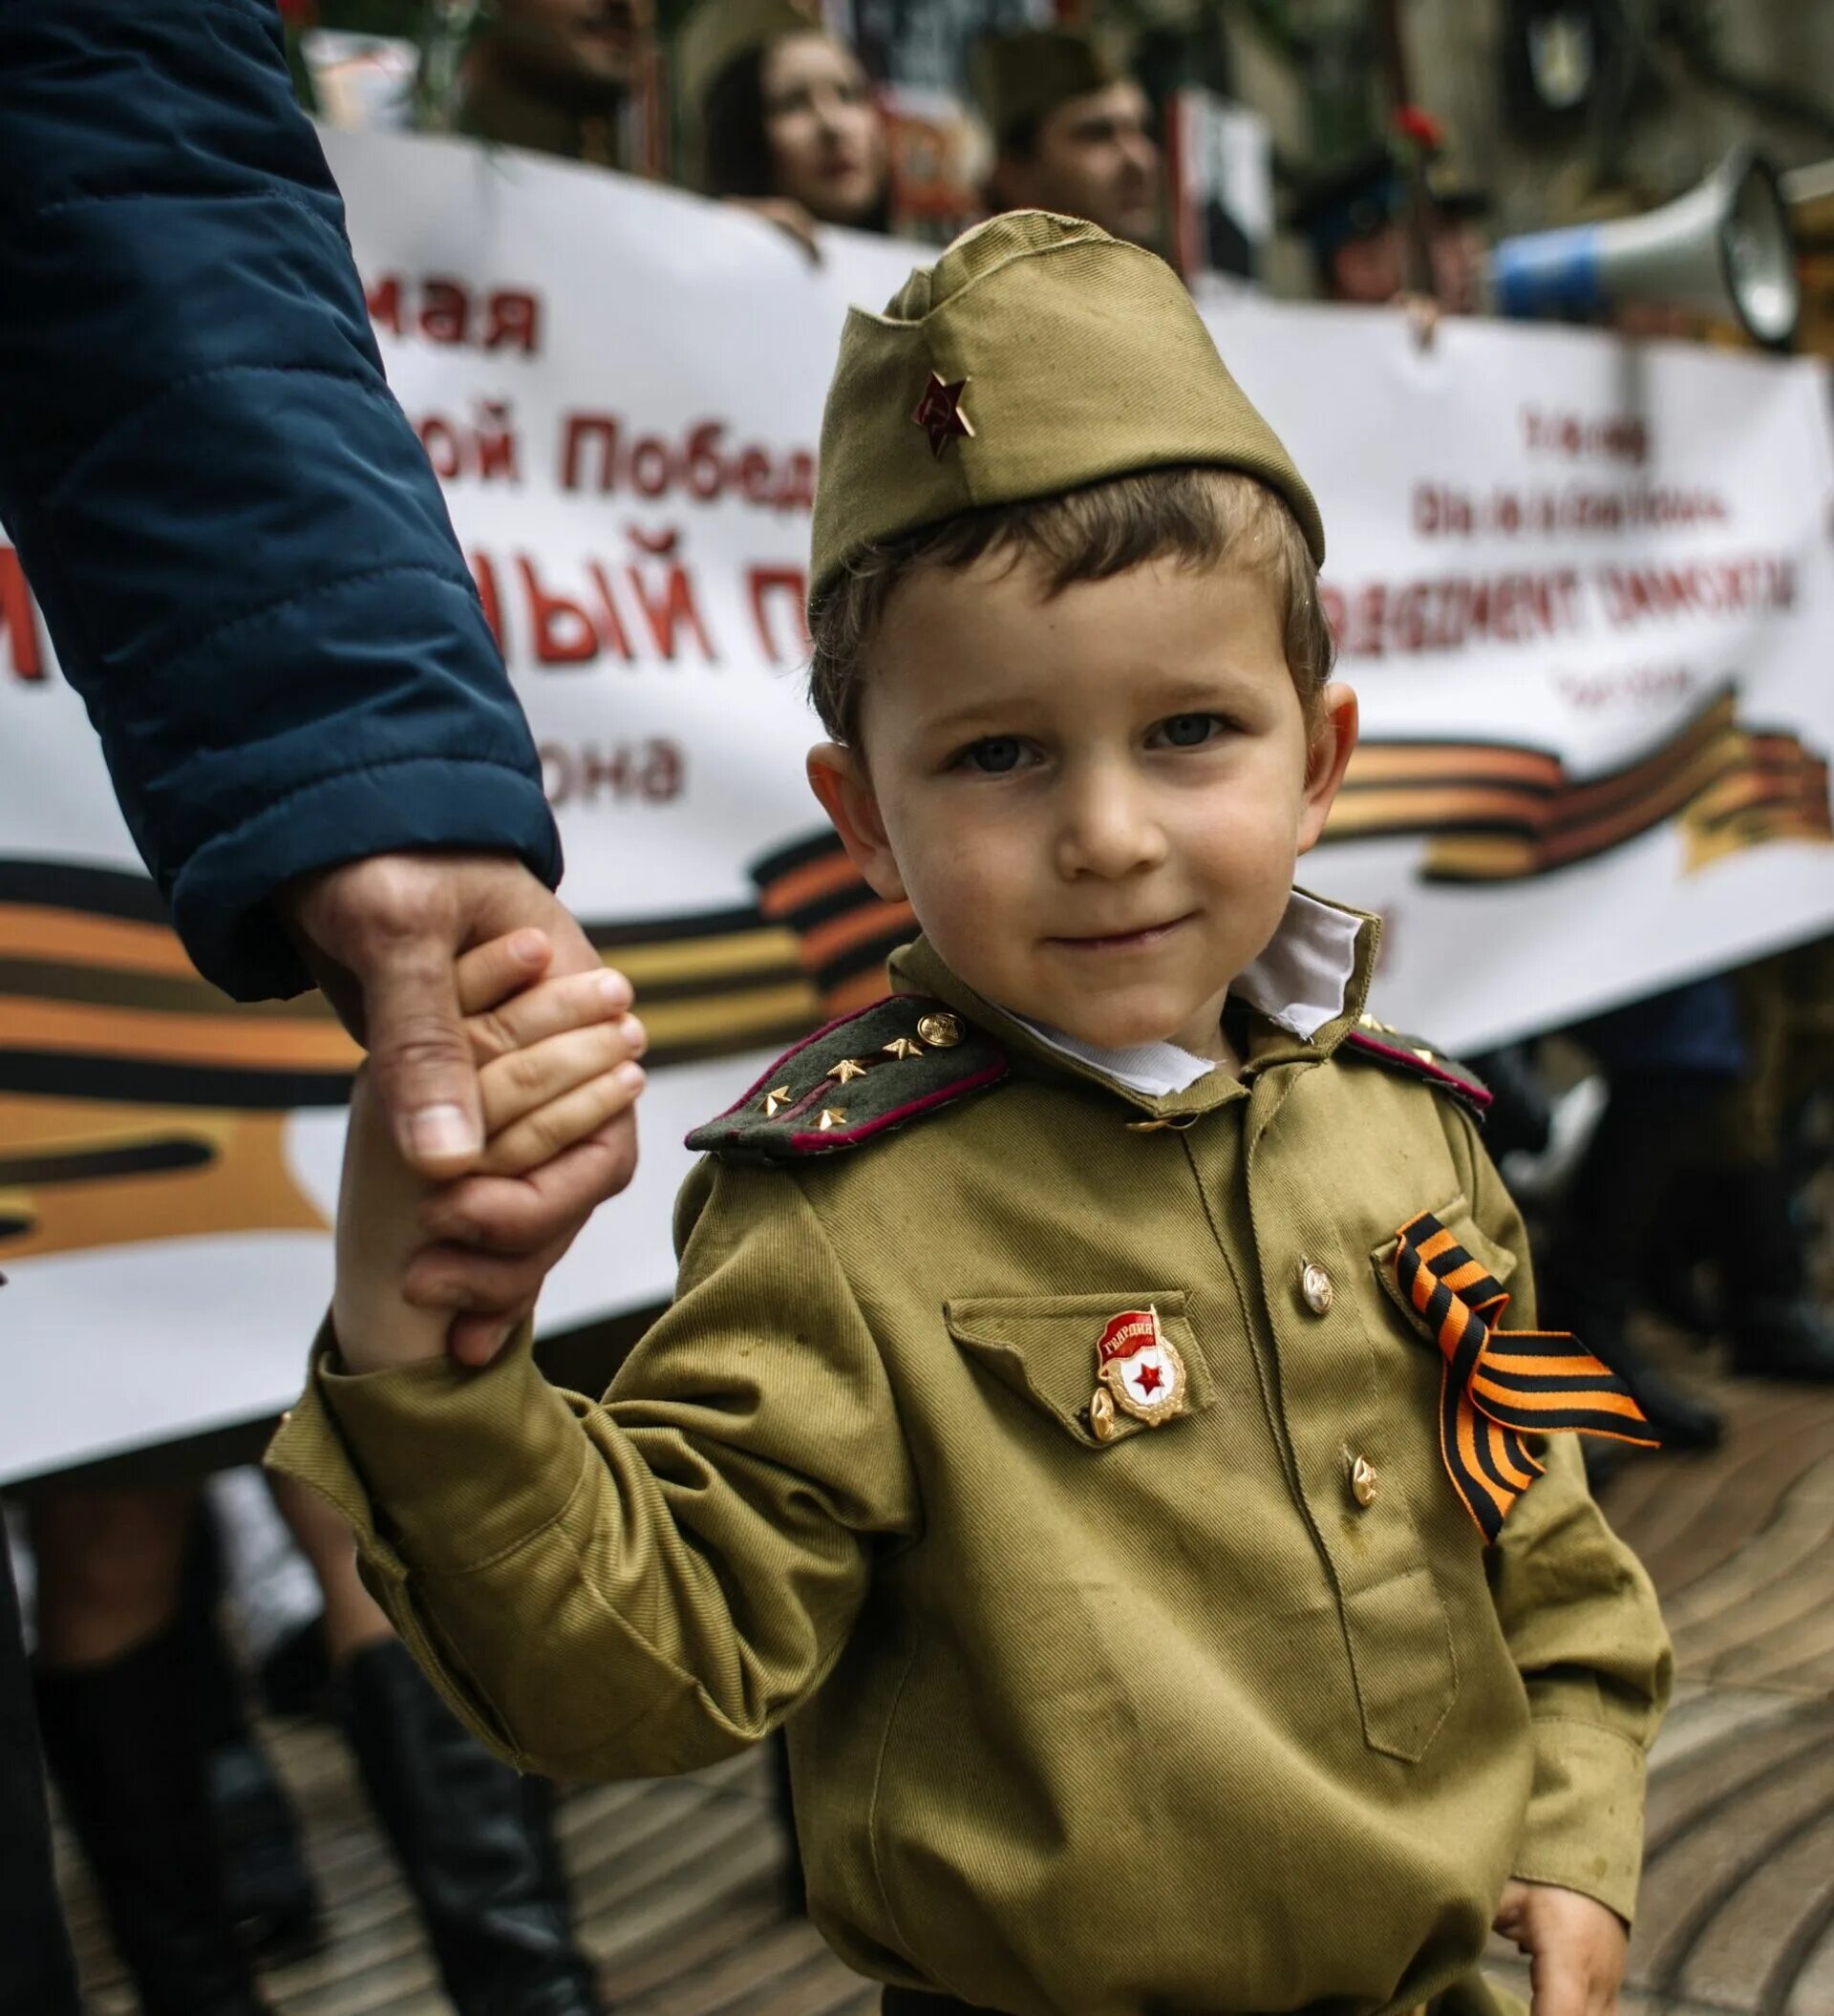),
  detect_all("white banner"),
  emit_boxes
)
[3,129,1832,1482]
